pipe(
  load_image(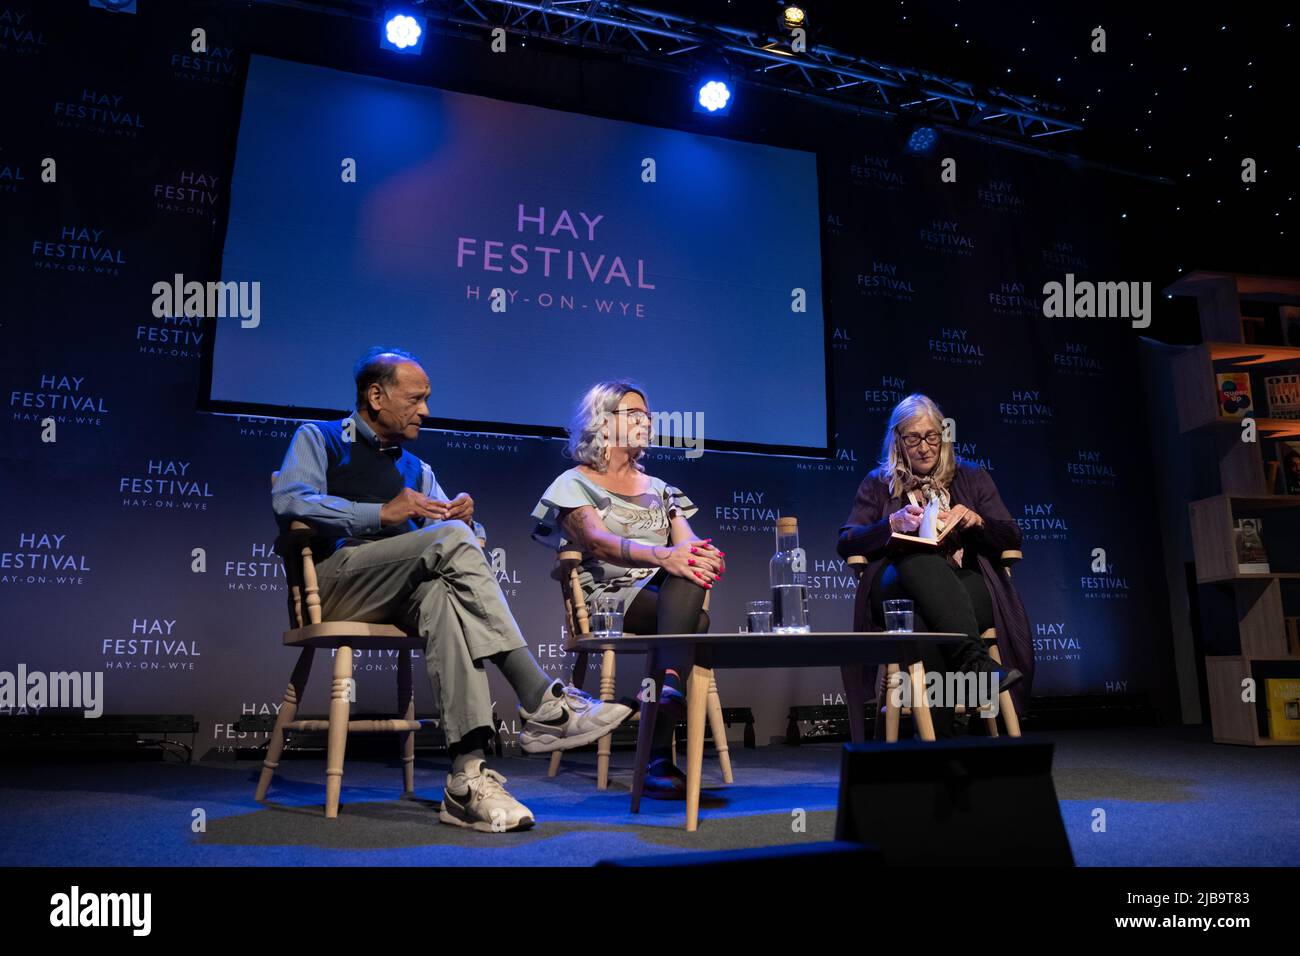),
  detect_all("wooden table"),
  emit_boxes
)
[570,630,966,831]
